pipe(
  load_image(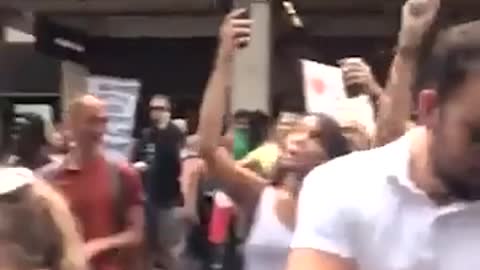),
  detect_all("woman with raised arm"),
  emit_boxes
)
[198,9,351,270]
